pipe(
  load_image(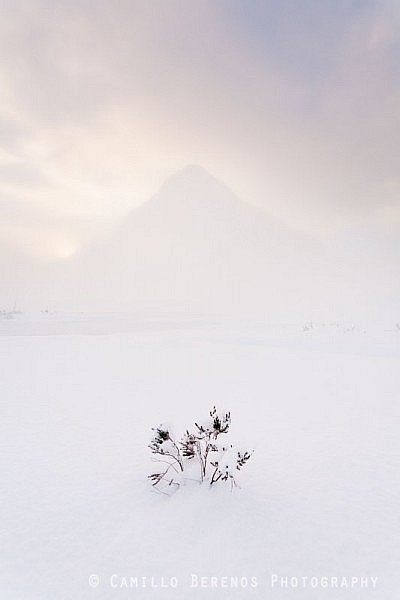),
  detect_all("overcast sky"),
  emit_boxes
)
[0,0,399,259]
